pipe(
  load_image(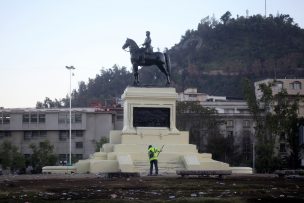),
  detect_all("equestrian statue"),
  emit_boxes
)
[122,31,171,86]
